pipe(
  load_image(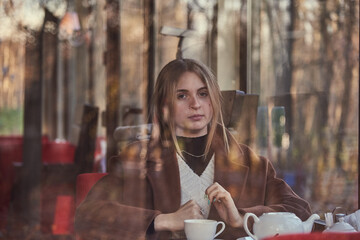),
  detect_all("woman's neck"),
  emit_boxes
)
[176,134,213,176]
